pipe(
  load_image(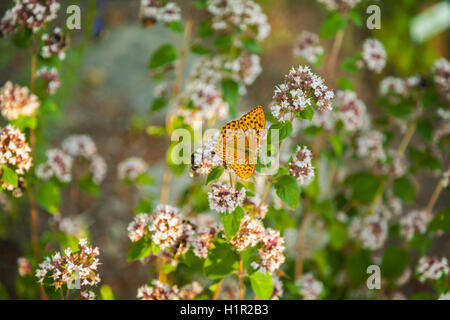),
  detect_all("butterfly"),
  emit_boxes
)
[215,106,266,180]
